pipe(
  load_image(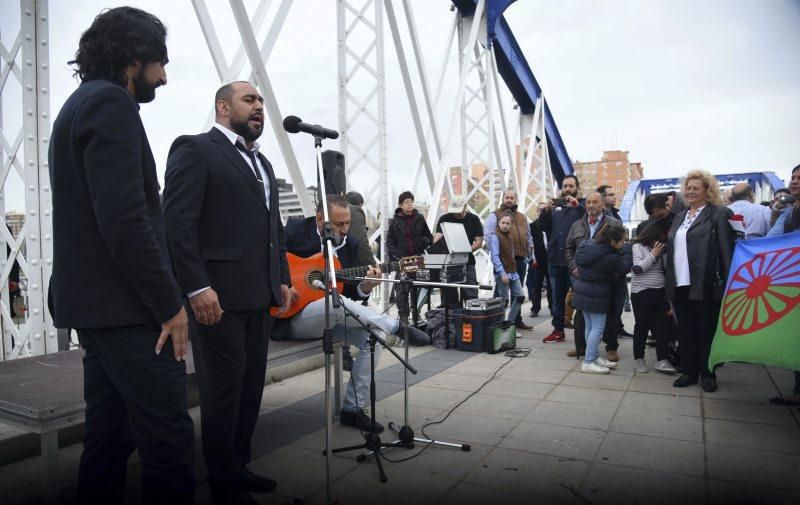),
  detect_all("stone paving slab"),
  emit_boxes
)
[3,309,800,504]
